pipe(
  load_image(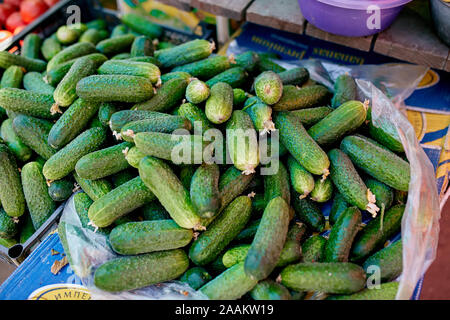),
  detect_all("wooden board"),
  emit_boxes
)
[246,0,305,34]
[305,23,374,52]
[156,0,192,11]
[191,0,253,20]
[374,9,449,70]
